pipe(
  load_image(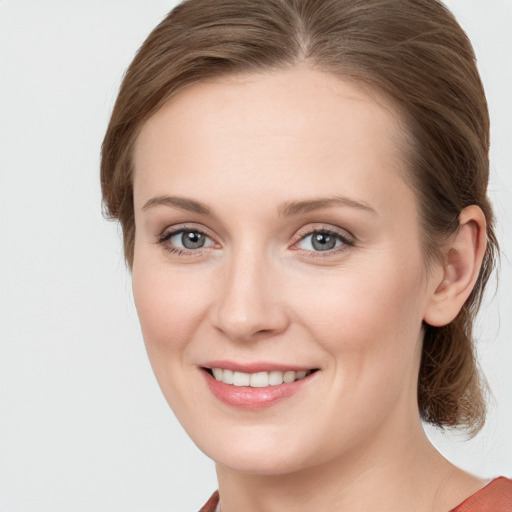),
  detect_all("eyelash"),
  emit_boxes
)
[157,225,355,257]
[292,227,355,257]
[157,226,217,256]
